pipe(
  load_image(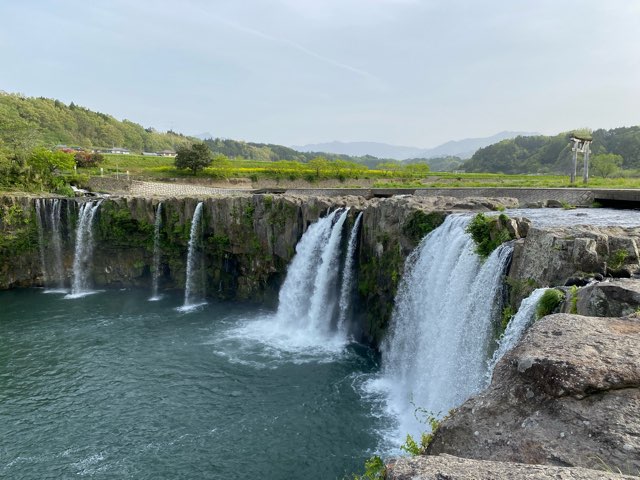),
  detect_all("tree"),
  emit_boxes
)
[590,153,623,178]
[175,143,212,174]
[308,156,329,177]
[29,147,75,173]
